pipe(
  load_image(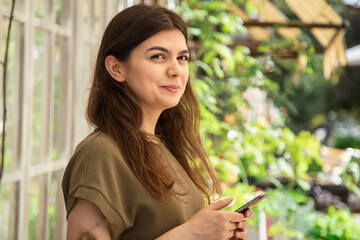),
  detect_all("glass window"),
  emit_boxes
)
[82,0,92,38]
[1,19,23,172]
[110,0,122,15]
[32,28,50,165]
[0,0,159,238]
[74,42,93,145]
[28,174,47,239]
[48,170,65,239]
[52,35,69,161]
[0,181,20,239]
[35,0,52,20]
[55,0,70,27]
[94,0,104,38]
[3,0,25,12]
